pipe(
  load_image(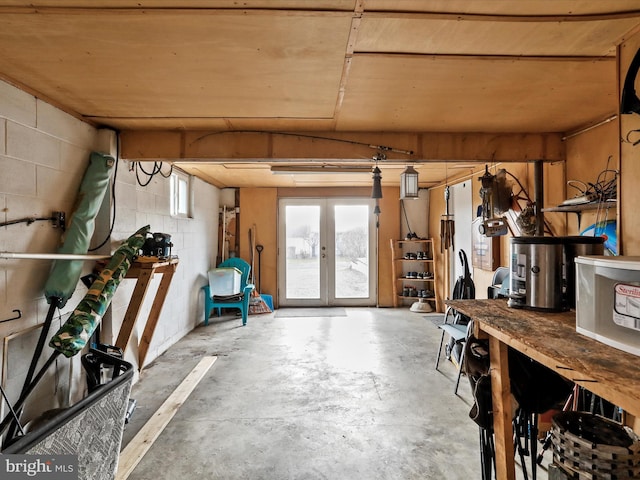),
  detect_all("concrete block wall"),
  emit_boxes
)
[104,162,219,372]
[0,79,219,423]
[0,80,103,421]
